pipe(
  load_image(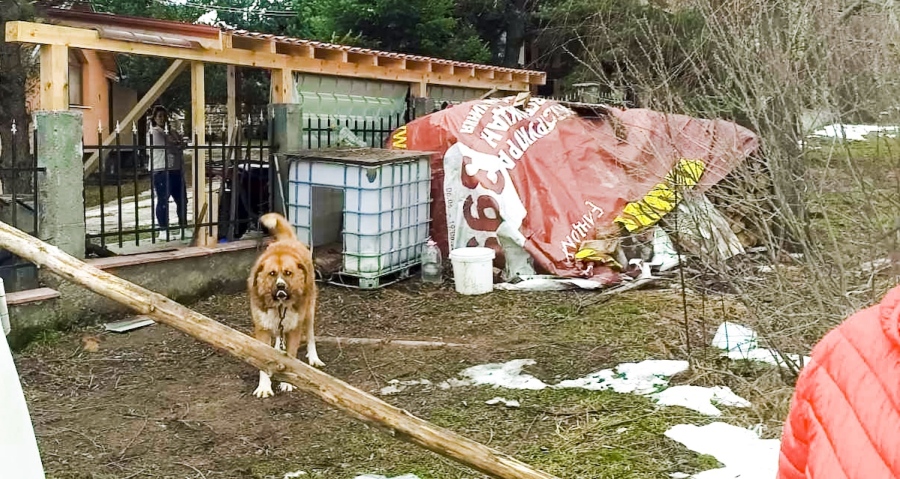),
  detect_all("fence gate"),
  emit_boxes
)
[0,121,44,292]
